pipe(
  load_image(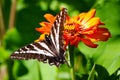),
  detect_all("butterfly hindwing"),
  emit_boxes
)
[10,8,67,67]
